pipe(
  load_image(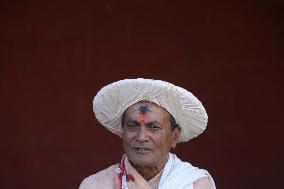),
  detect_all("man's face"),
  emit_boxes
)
[122,101,180,169]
